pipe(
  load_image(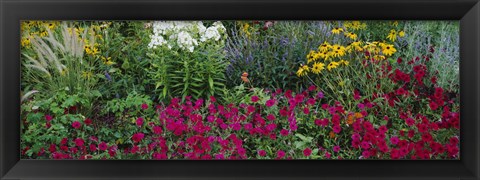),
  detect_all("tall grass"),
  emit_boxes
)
[21,23,99,106]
